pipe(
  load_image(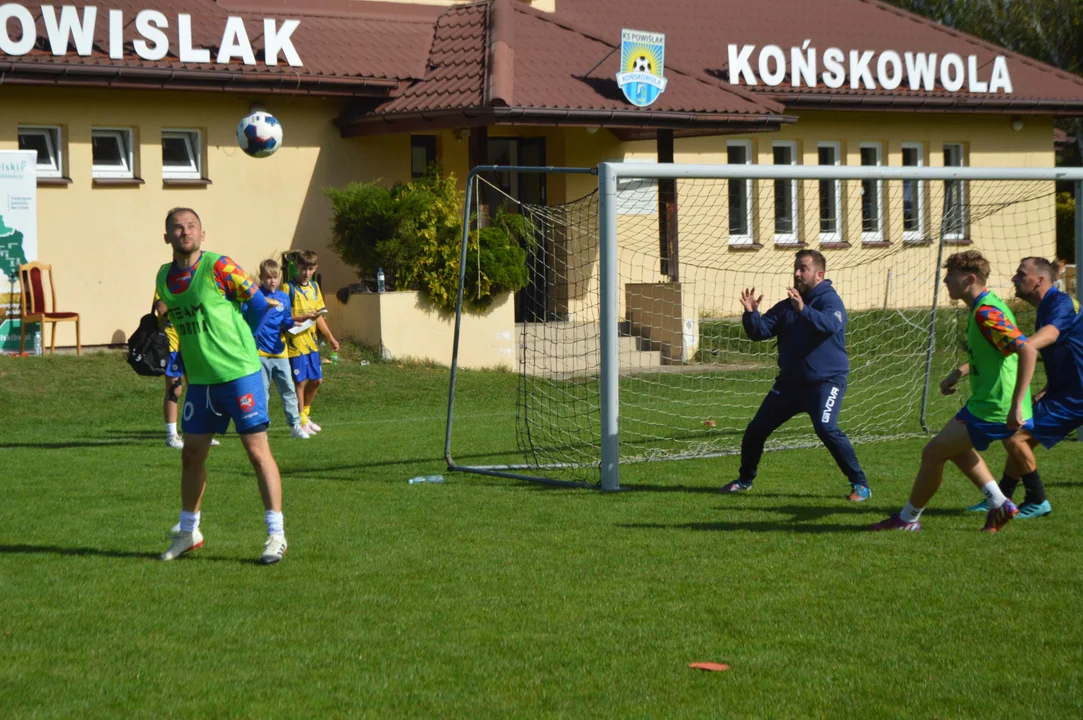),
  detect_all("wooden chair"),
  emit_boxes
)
[18,261,81,355]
